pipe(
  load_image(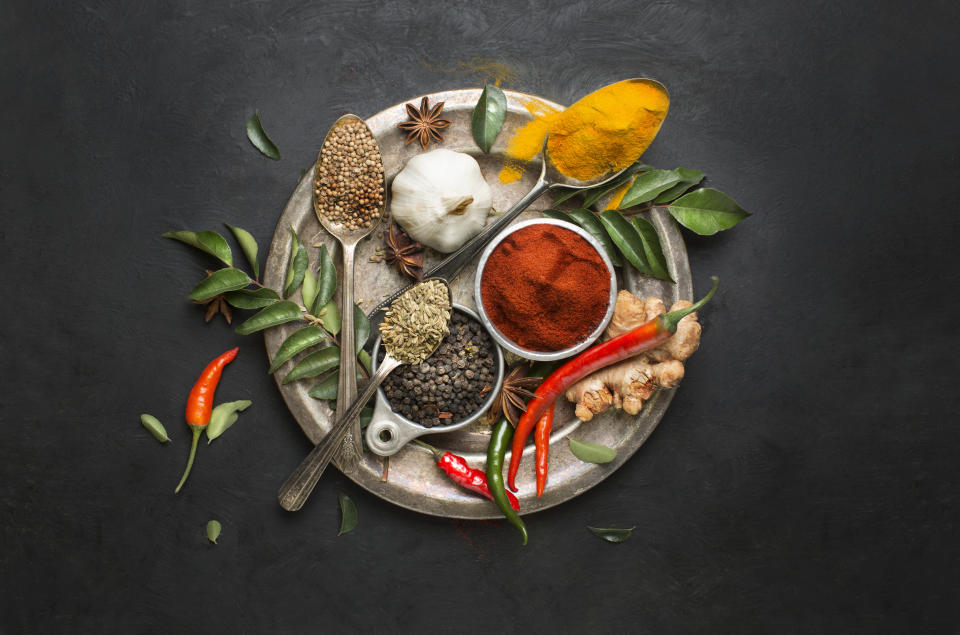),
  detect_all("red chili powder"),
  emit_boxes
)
[480,224,611,352]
